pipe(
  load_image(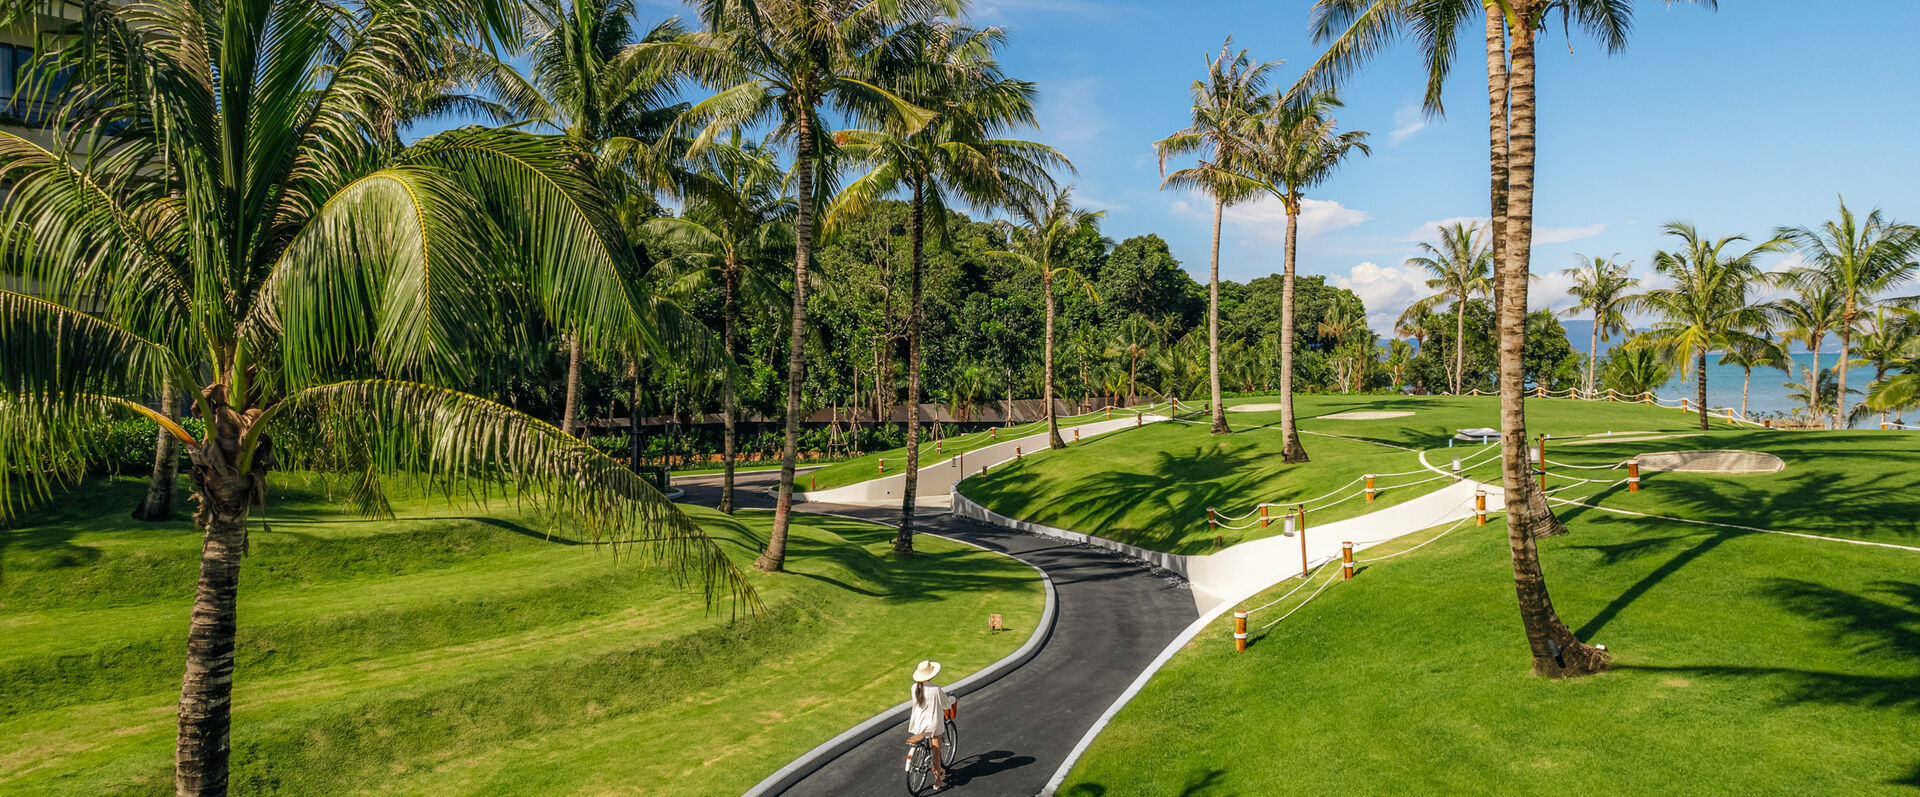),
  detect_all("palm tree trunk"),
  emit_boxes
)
[1809,344,1822,426]
[757,104,815,574]
[133,381,180,521]
[1454,296,1468,395]
[896,183,926,554]
[629,361,644,473]
[1496,9,1604,678]
[1044,270,1065,449]
[1279,203,1308,463]
[720,255,739,514]
[1695,347,1710,430]
[1587,323,1599,399]
[1741,365,1751,418]
[1208,196,1229,435]
[1836,319,1852,428]
[1484,8,1510,293]
[561,334,583,436]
